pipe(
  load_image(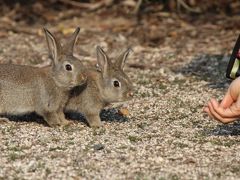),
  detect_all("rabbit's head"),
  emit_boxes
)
[96,46,134,103]
[44,27,87,89]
